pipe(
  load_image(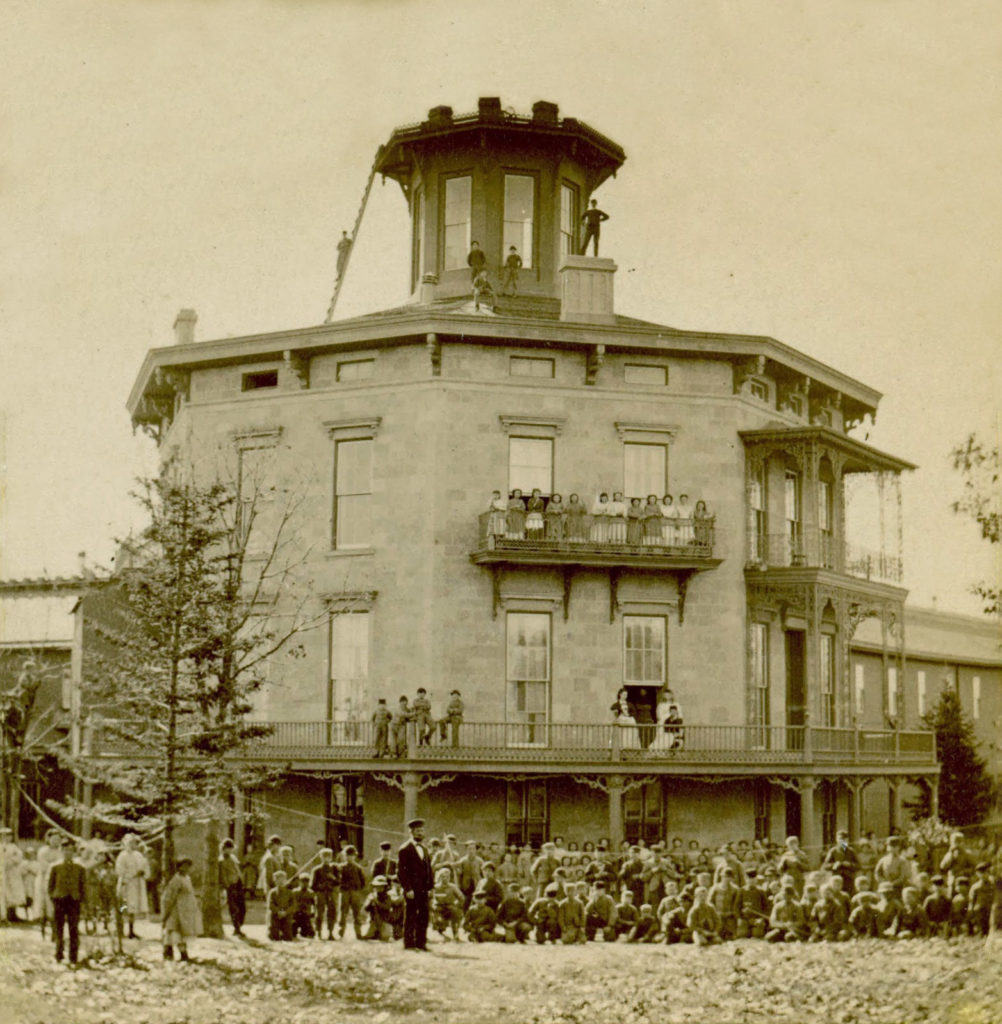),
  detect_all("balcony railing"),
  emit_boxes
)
[90,719,936,768]
[474,511,716,560]
[749,530,903,584]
